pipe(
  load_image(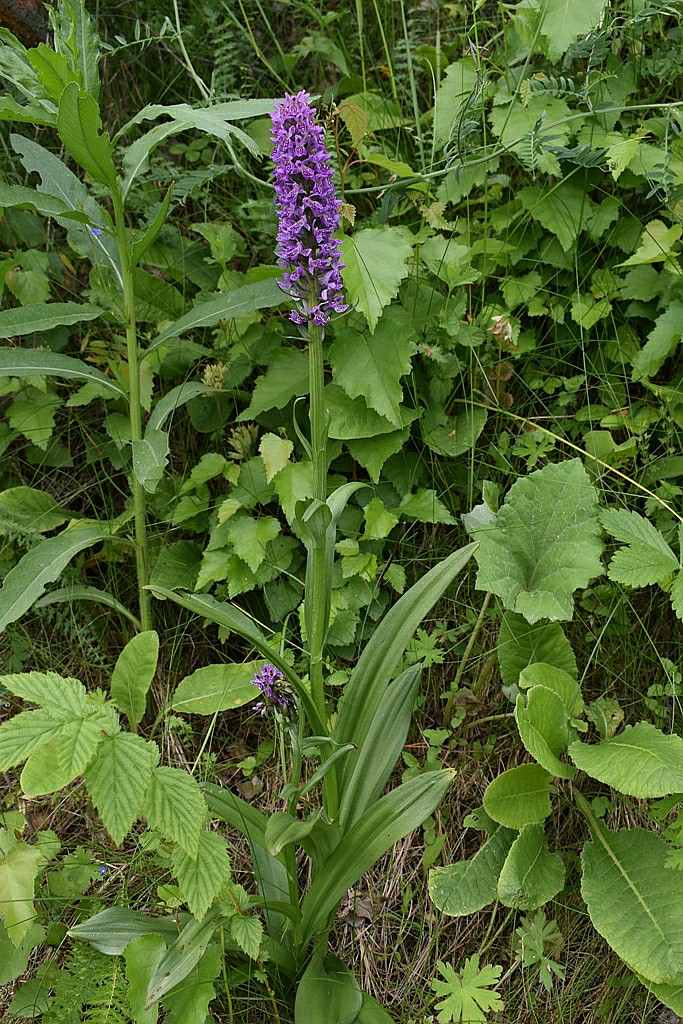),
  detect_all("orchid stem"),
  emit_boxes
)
[306,322,329,724]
